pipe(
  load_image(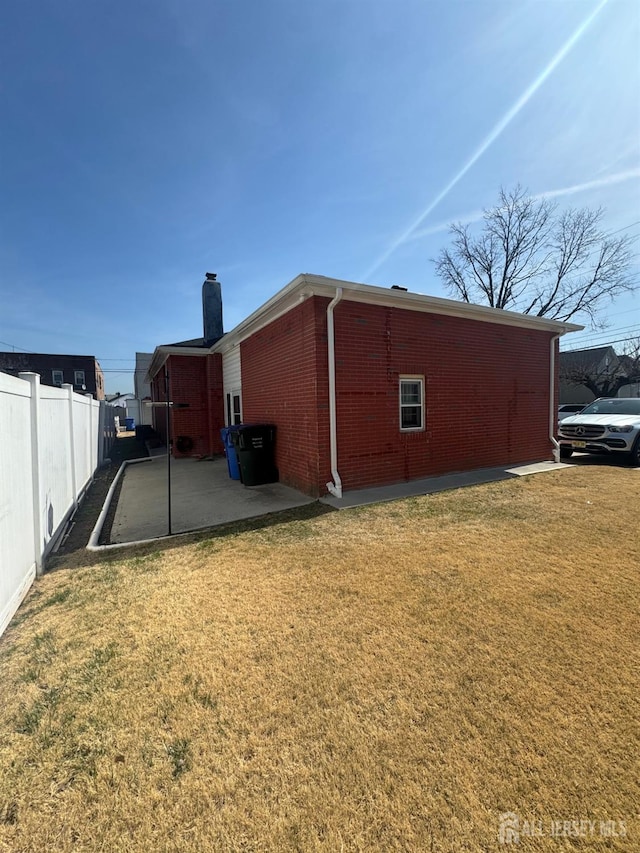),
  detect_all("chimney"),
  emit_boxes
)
[202,272,223,346]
